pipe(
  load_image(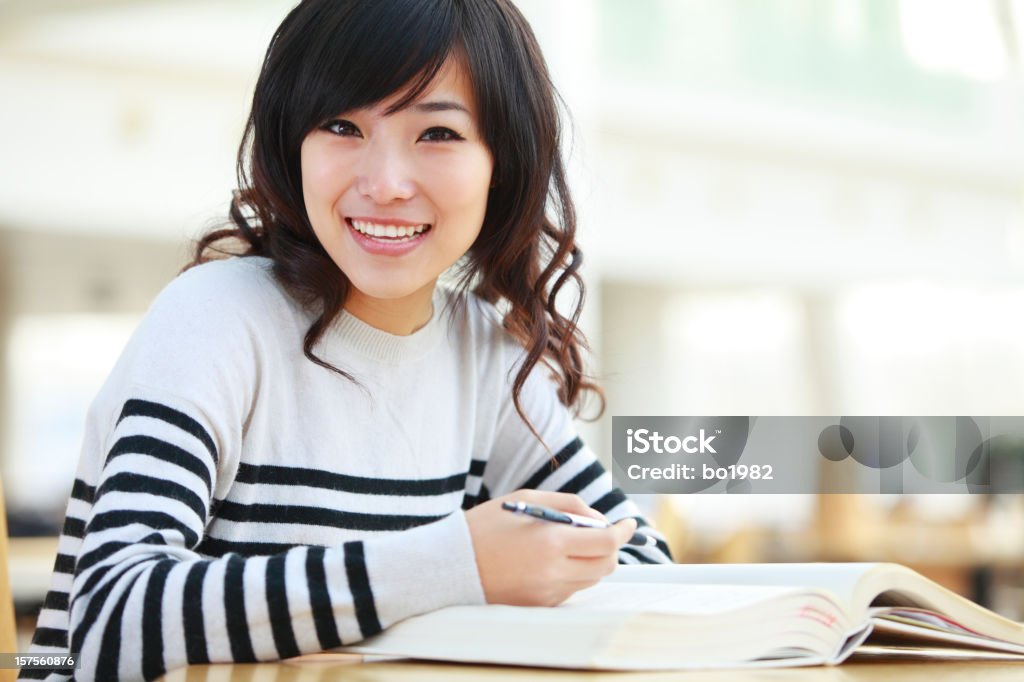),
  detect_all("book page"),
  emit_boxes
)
[606,563,879,612]
[856,566,1024,643]
[853,645,1024,661]
[869,615,1024,654]
[565,581,822,615]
